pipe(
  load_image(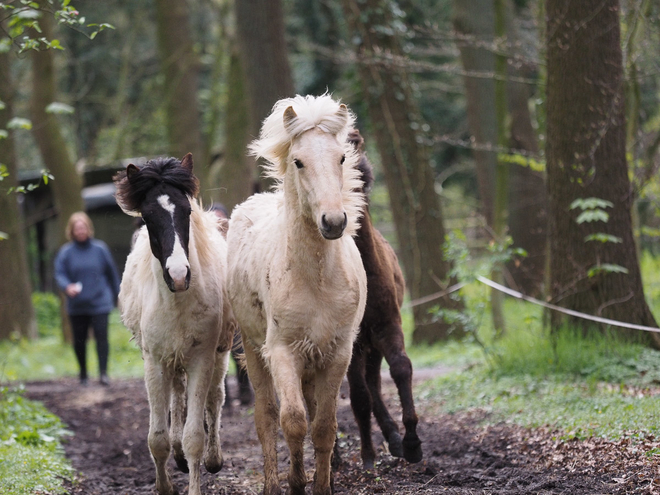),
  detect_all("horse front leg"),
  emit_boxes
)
[311,347,352,495]
[269,345,307,495]
[243,337,281,495]
[204,349,230,473]
[171,367,188,473]
[376,325,422,463]
[144,356,176,495]
[182,351,215,495]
